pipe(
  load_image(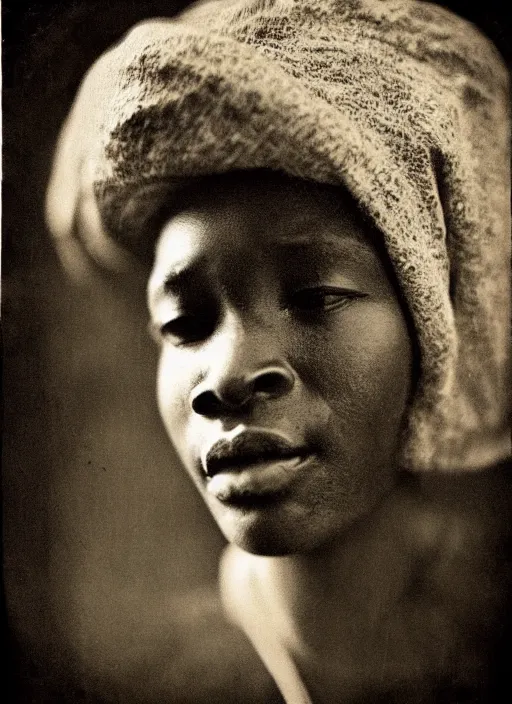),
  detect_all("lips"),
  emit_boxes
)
[202,429,308,478]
